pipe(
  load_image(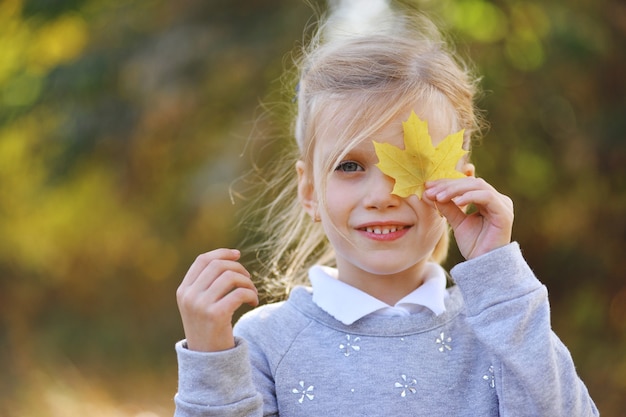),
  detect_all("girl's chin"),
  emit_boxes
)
[340,257,427,278]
